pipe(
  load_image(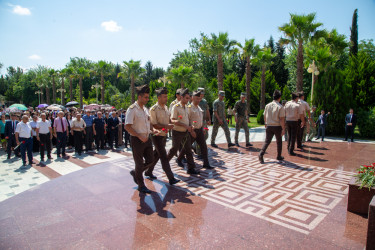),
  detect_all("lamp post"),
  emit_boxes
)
[57,88,65,105]
[307,60,319,105]
[91,83,101,104]
[35,90,42,105]
[158,76,171,87]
